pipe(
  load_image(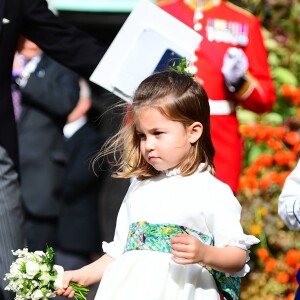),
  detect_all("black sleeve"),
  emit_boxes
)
[21,0,106,79]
